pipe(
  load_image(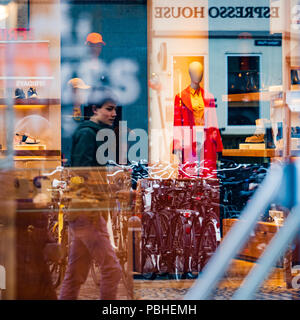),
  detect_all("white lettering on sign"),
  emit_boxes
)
[16,80,46,88]
[77,58,140,106]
